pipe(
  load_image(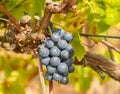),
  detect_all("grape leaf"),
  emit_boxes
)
[30,0,45,16]
[71,30,86,62]
[76,0,82,4]
[89,2,105,17]
[97,20,109,33]
[104,0,120,8]
[105,7,120,25]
